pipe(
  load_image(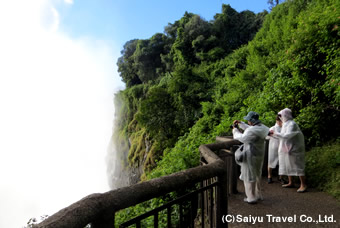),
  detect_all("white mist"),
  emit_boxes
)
[0,1,124,227]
